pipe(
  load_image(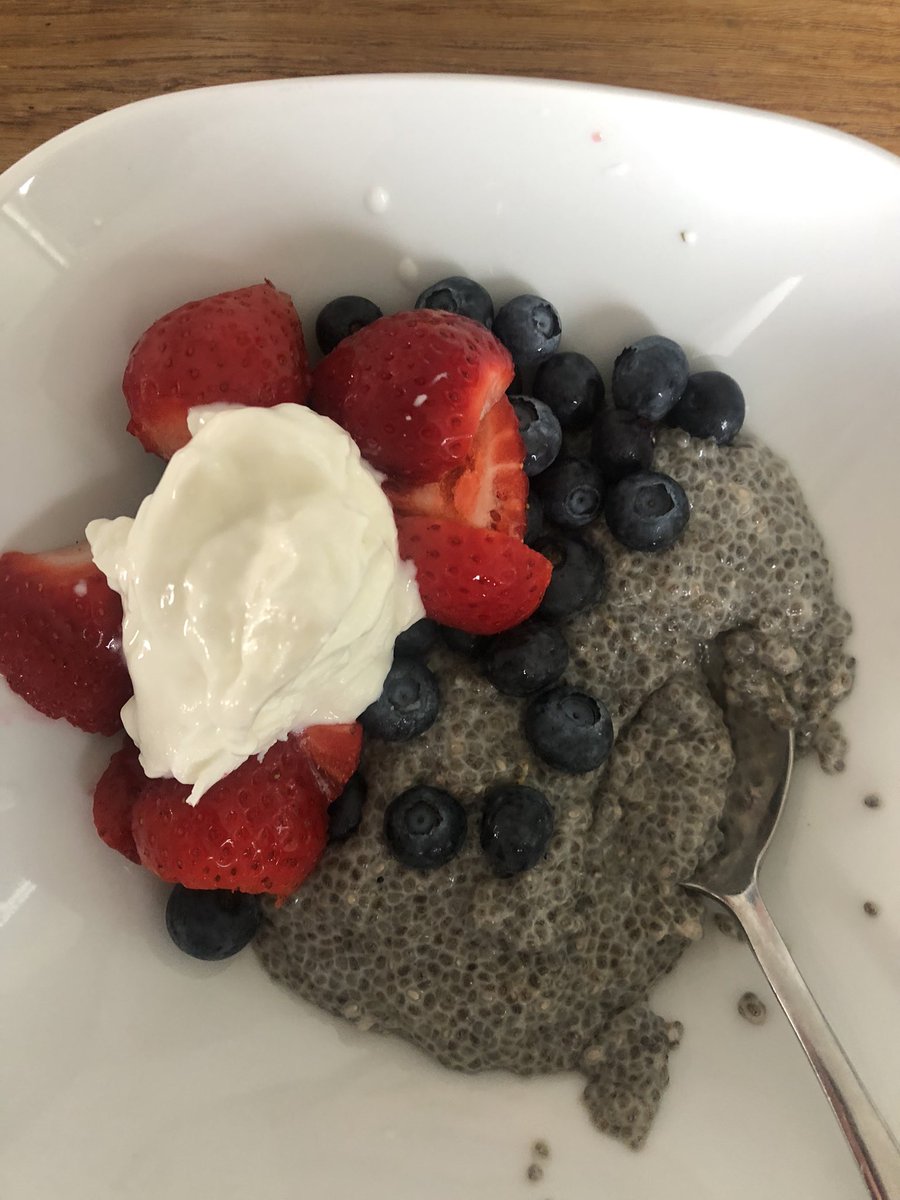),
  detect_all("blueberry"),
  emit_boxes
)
[440,626,490,658]
[524,492,545,545]
[480,785,555,877]
[165,885,261,961]
[532,351,605,431]
[534,533,606,618]
[667,370,745,444]
[507,369,527,397]
[510,395,563,477]
[394,617,439,659]
[493,294,562,365]
[384,785,467,869]
[328,772,367,842]
[415,275,494,327]
[315,295,383,355]
[533,455,604,529]
[591,407,655,482]
[482,619,569,697]
[524,685,614,773]
[604,470,690,552]
[360,658,439,740]
[612,335,689,421]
